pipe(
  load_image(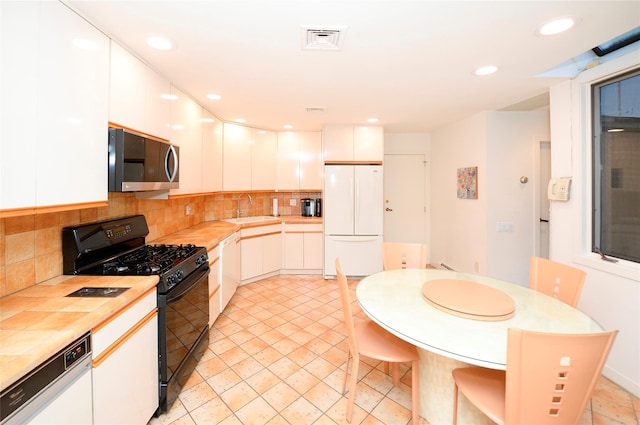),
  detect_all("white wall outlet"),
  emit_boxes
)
[290,199,296,206]
[186,204,192,215]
